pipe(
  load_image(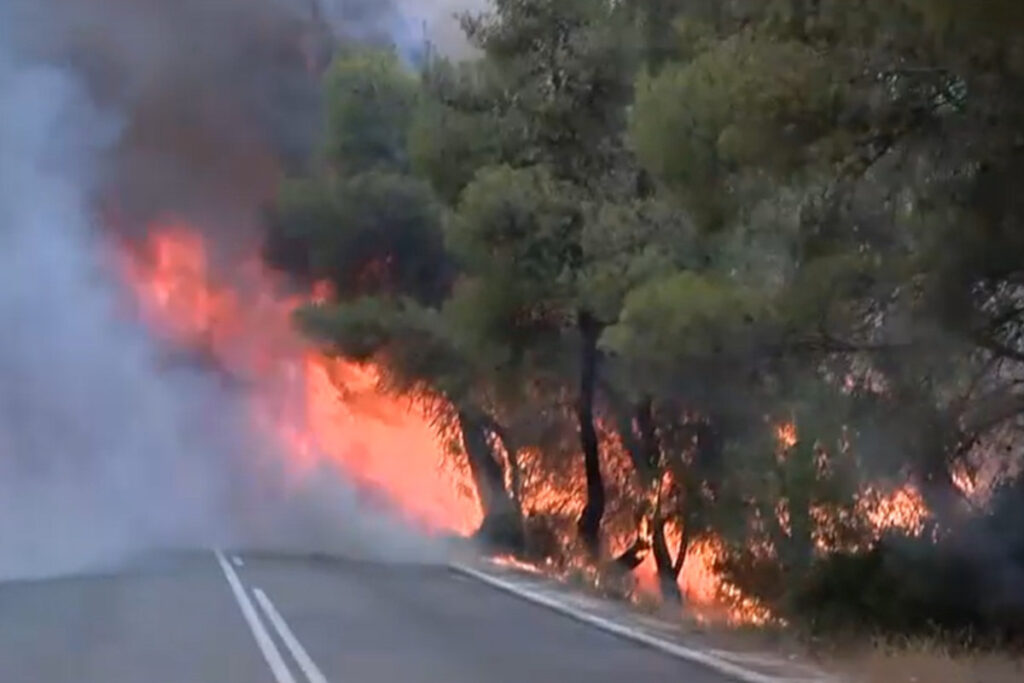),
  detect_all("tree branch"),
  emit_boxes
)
[973,334,1024,366]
